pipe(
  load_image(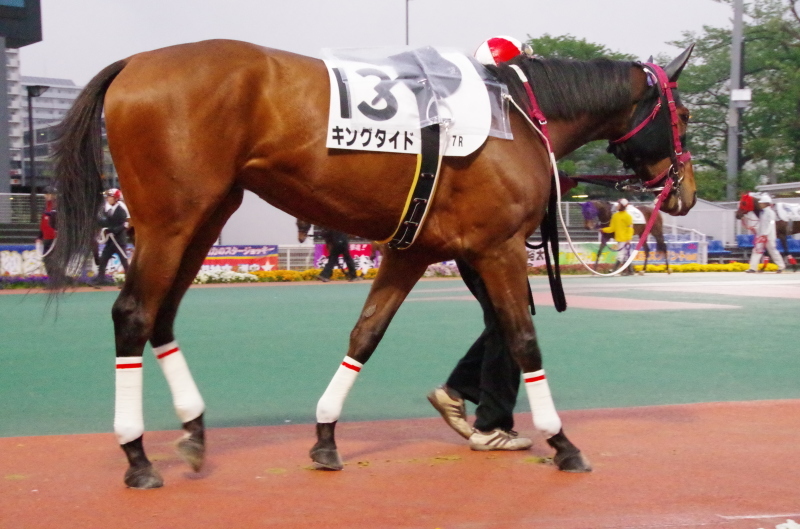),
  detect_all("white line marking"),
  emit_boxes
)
[718,513,800,520]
